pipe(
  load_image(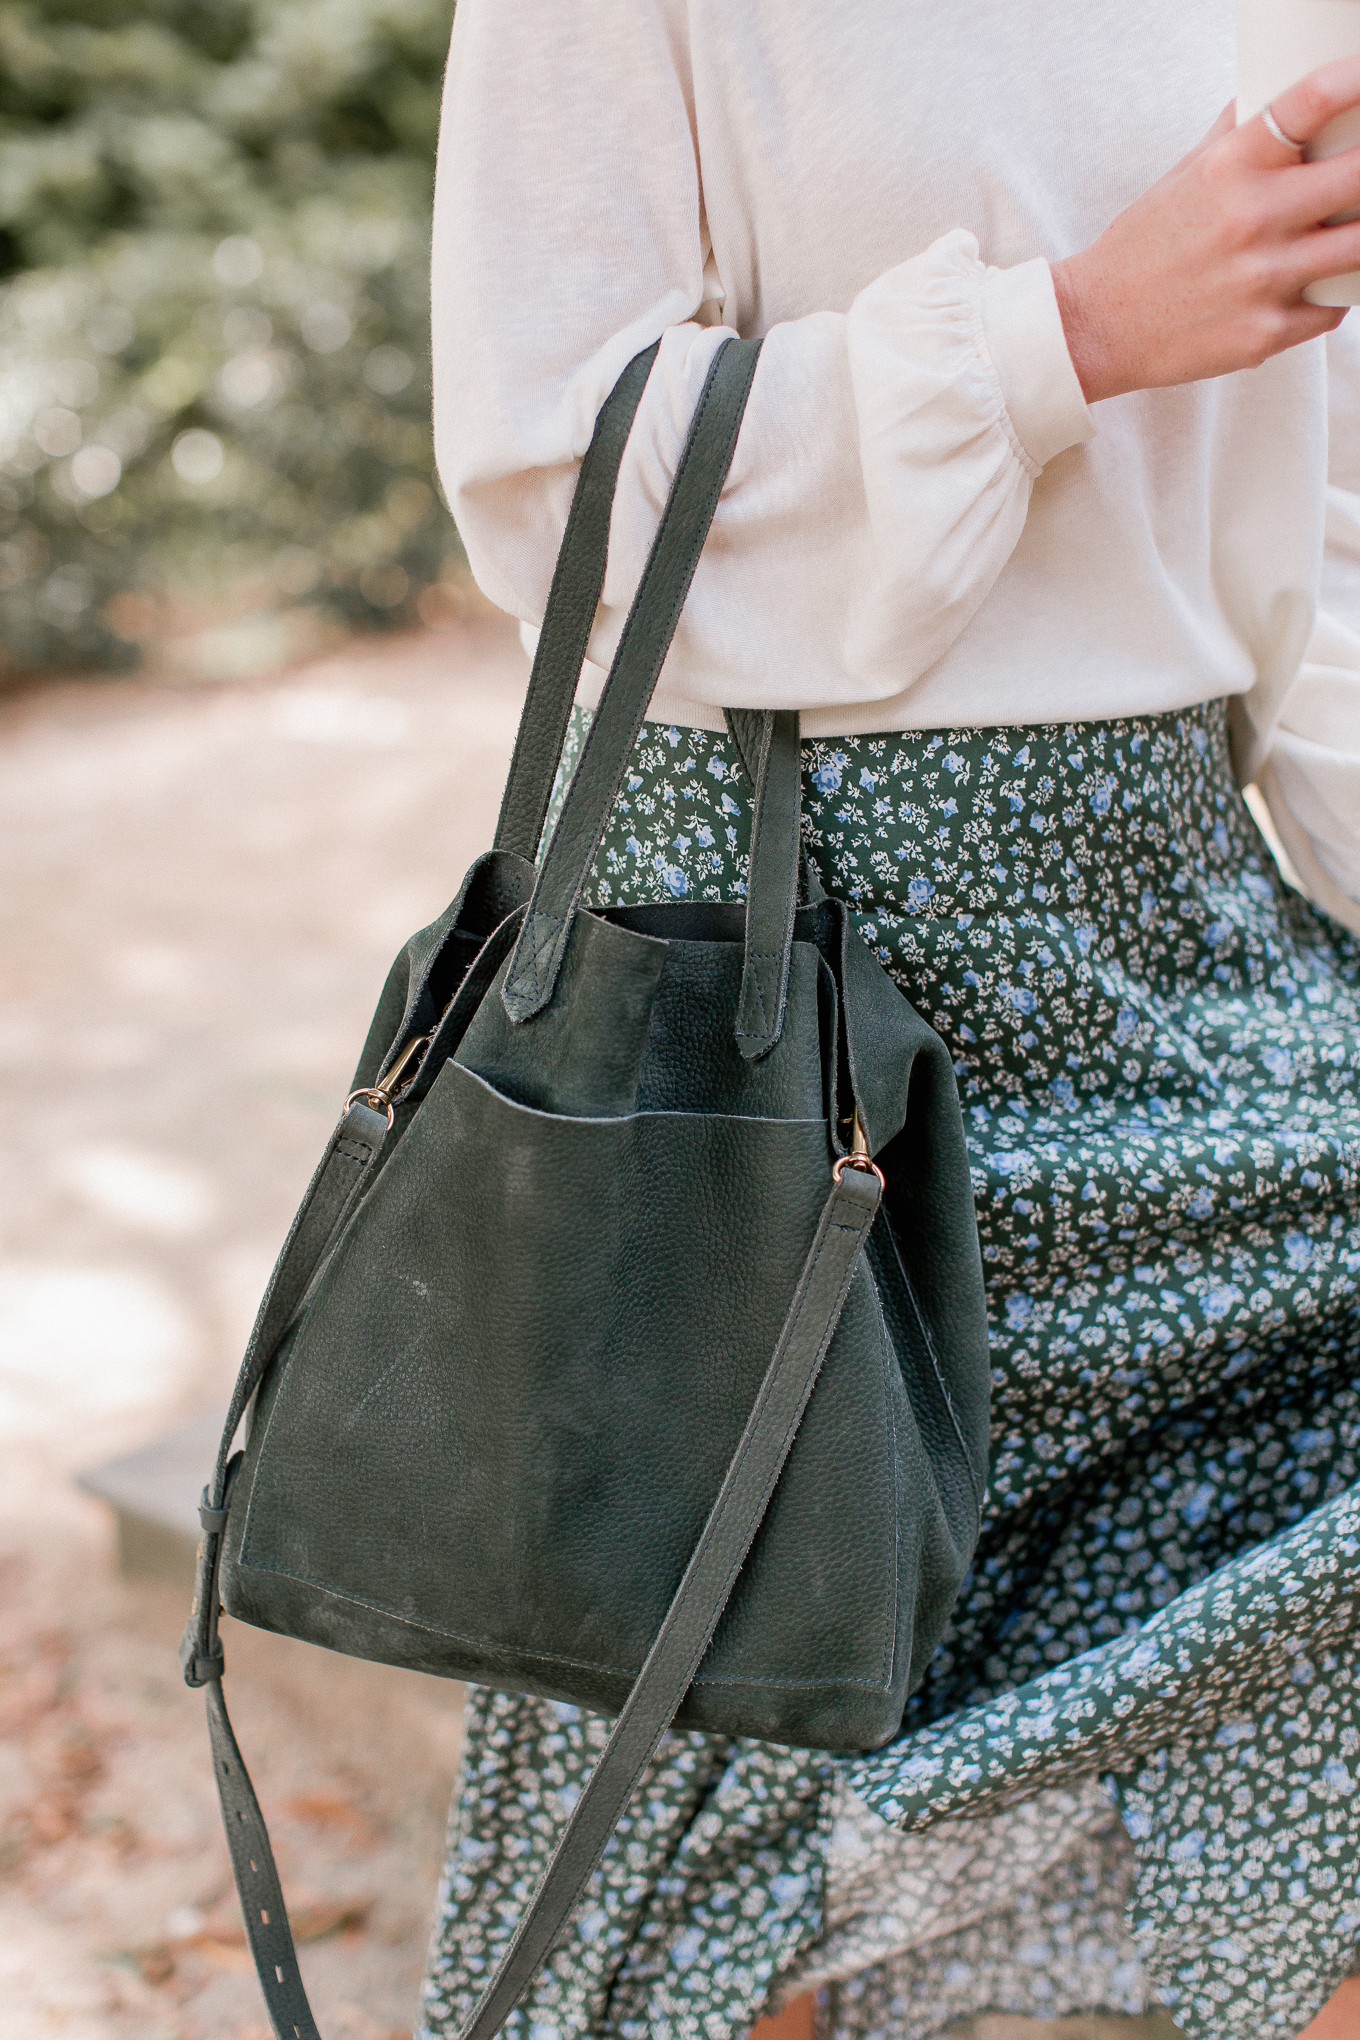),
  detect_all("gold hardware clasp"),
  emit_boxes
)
[376,1032,433,1100]
[832,1108,886,1189]
[345,1032,433,1128]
